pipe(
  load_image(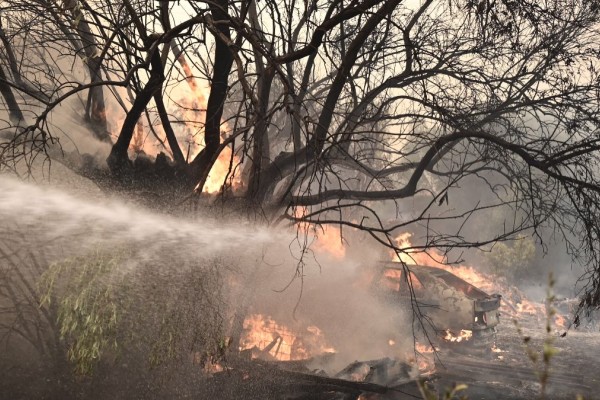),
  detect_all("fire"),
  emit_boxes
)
[104,49,241,194]
[294,207,346,259]
[239,314,335,361]
[173,55,242,194]
[390,232,572,327]
[405,342,436,373]
[554,314,567,330]
[391,233,426,265]
[201,145,241,194]
[415,342,436,354]
[491,344,506,353]
[312,225,346,259]
[443,329,473,343]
